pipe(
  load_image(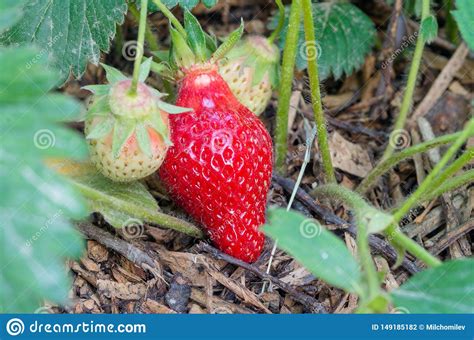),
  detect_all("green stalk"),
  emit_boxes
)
[129,0,149,96]
[357,131,464,194]
[151,0,187,38]
[72,181,203,238]
[302,0,335,183]
[312,184,380,298]
[129,2,159,52]
[268,0,285,44]
[430,149,474,190]
[423,169,474,202]
[384,224,441,267]
[392,118,474,224]
[382,0,430,160]
[275,0,302,174]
